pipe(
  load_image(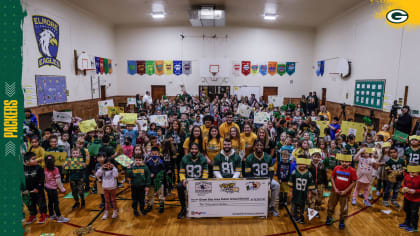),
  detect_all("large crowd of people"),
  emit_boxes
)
[21,90,420,232]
